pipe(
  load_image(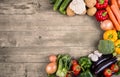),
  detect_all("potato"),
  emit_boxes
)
[66,6,75,16]
[87,7,97,16]
[85,0,96,8]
